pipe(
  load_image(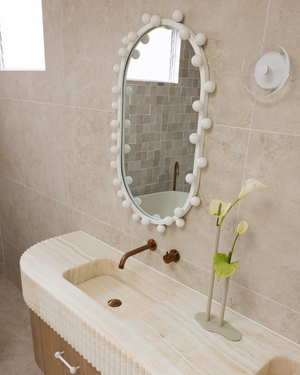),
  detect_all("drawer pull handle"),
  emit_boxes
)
[55,351,80,374]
